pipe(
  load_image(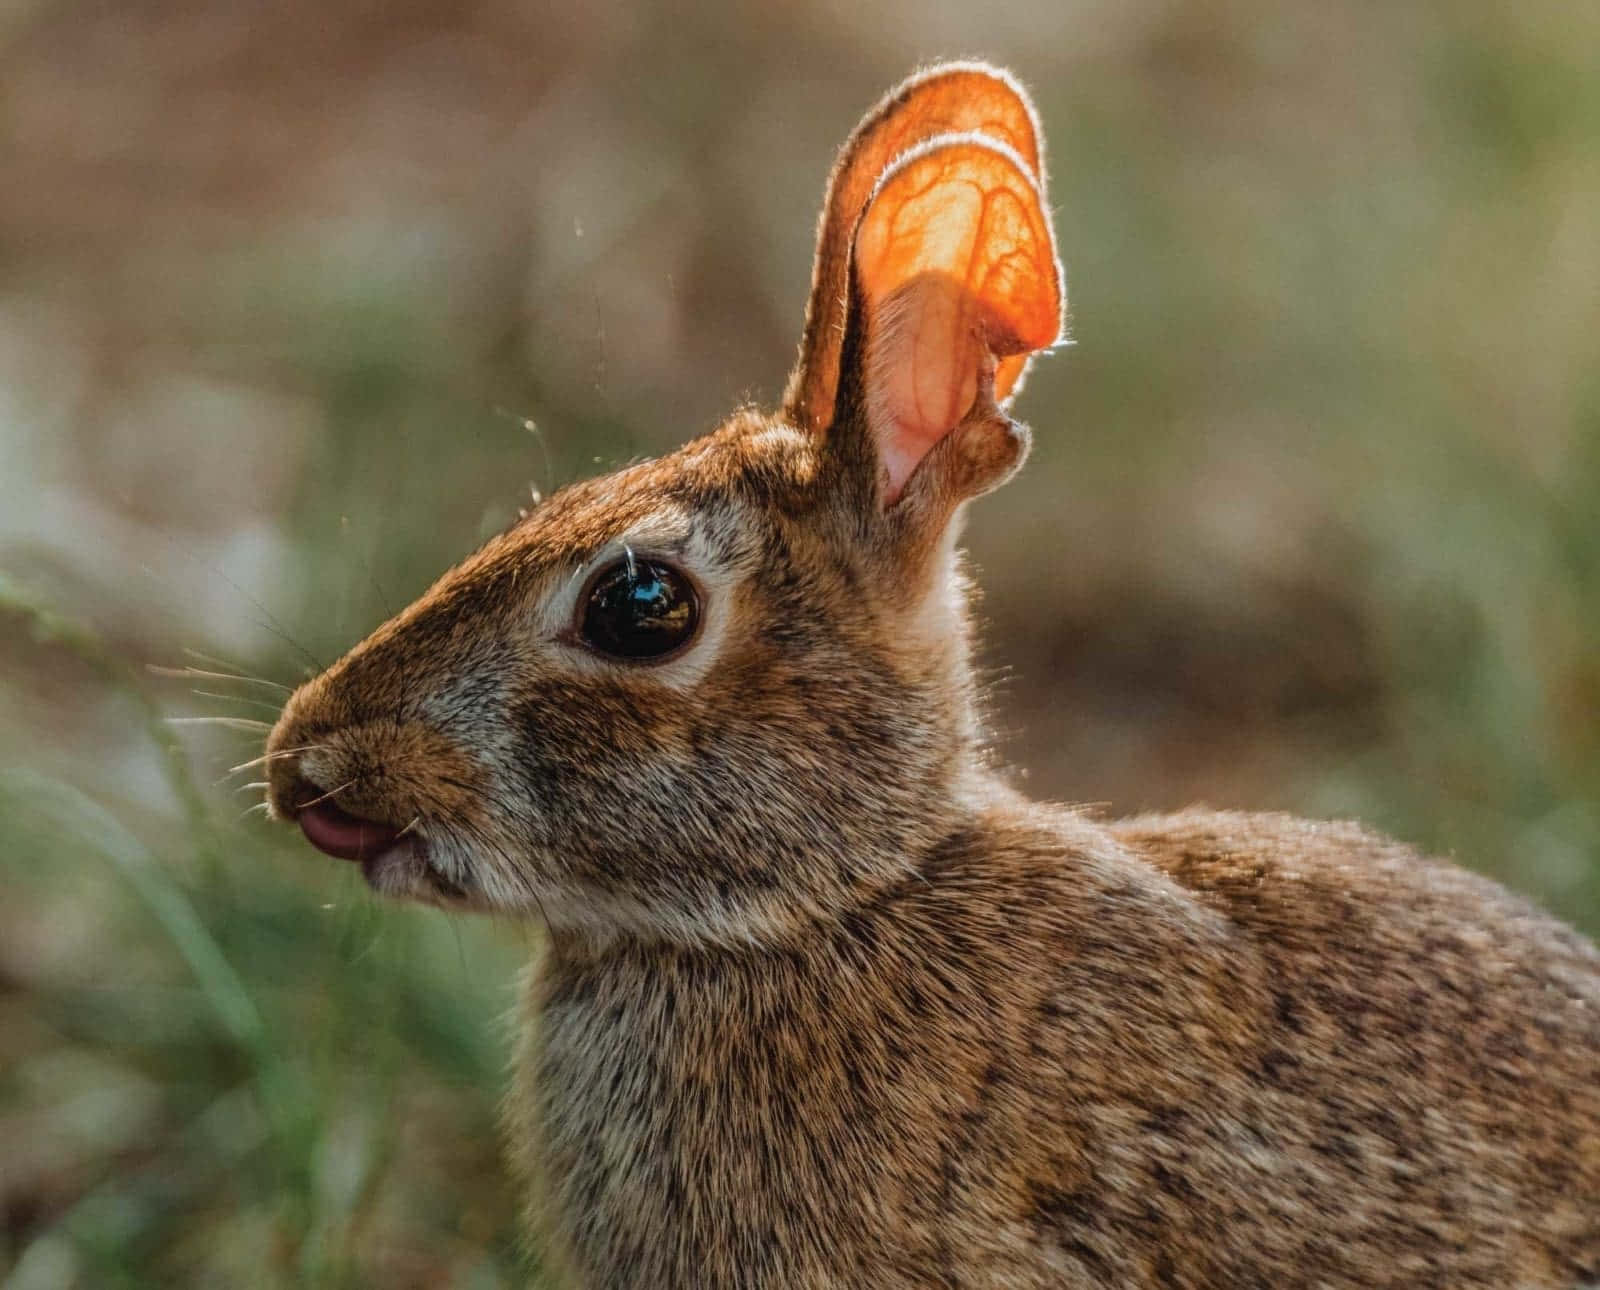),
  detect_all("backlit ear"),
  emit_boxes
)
[853,135,1062,504]
[783,63,1044,439]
